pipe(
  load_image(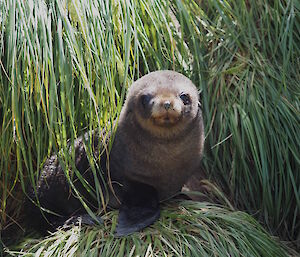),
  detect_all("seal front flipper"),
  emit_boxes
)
[115,181,160,237]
